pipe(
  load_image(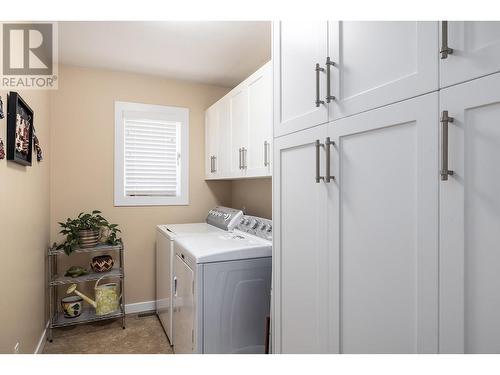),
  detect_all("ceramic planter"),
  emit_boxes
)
[79,229,100,248]
[61,295,83,318]
[91,255,114,273]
